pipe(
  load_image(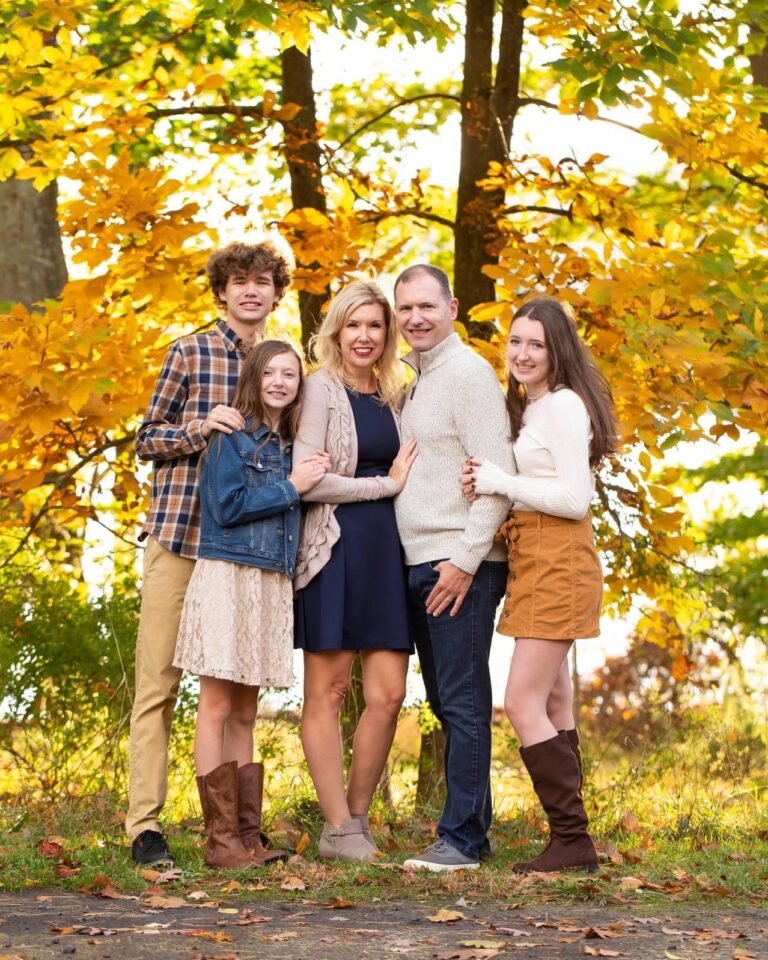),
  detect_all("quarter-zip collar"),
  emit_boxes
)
[402,332,463,379]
